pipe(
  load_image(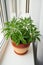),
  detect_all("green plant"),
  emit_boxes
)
[2,17,40,45]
